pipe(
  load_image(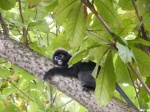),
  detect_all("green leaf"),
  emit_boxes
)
[28,101,40,112]
[86,32,108,45]
[2,87,13,96]
[140,77,150,108]
[69,43,101,65]
[0,67,10,78]
[0,101,4,111]
[95,51,116,107]
[0,0,16,10]
[116,42,134,63]
[90,15,105,30]
[114,54,135,84]
[51,33,70,50]
[132,47,150,77]
[136,0,150,30]
[119,0,134,10]
[0,95,7,103]
[136,0,150,16]
[66,2,86,47]
[23,6,48,20]
[33,97,44,110]
[128,38,150,46]
[2,103,20,112]
[138,87,149,109]
[93,44,109,62]
[45,0,58,12]
[69,49,89,65]
[54,0,77,25]
[117,19,136,36]
[95,0,119,27]
[28,20,50,33]
[113,33,127,46]
[13,65,35,81]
